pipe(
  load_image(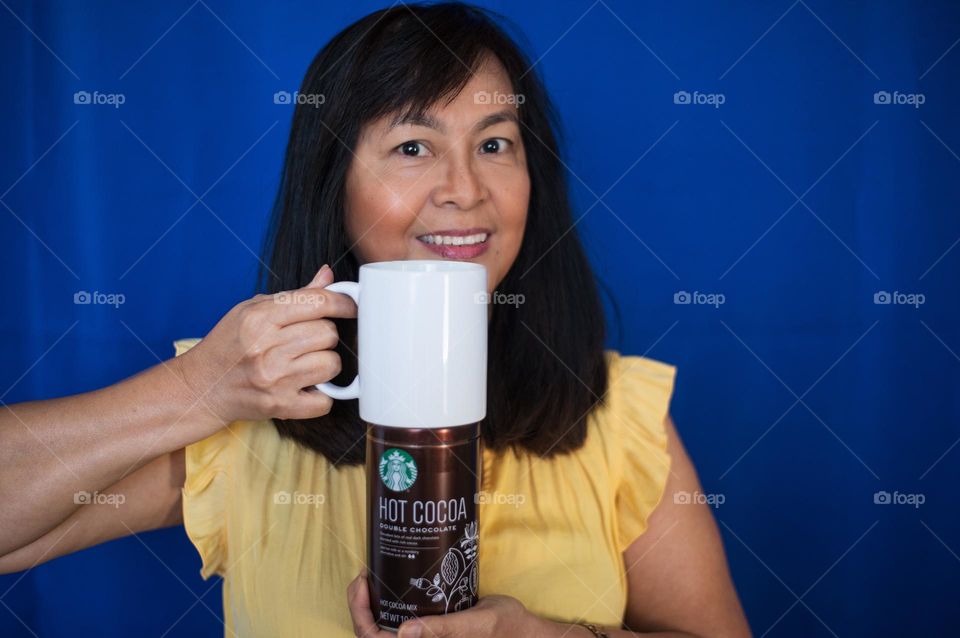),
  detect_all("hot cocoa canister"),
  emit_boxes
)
[367,422,481,630]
